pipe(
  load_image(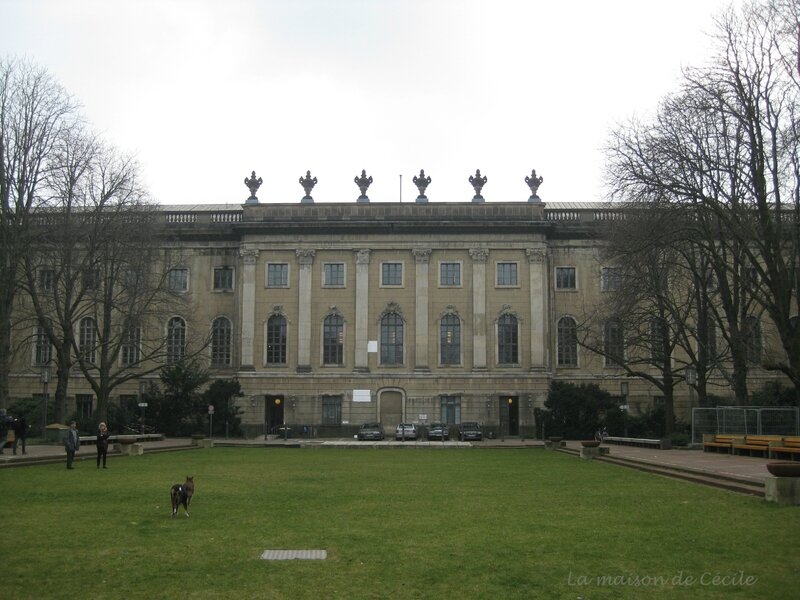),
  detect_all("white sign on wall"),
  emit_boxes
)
[352,389,372,403]
[367,340,378,353]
